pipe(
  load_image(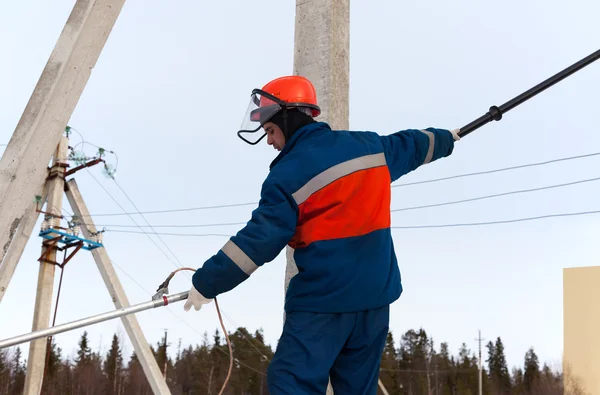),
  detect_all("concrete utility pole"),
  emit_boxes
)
[23,137,68,395]
[0,0,125,267]
[288,2,349,394]
[285,0,350,300]
[65,179,172,394]
[0,183,47,304]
